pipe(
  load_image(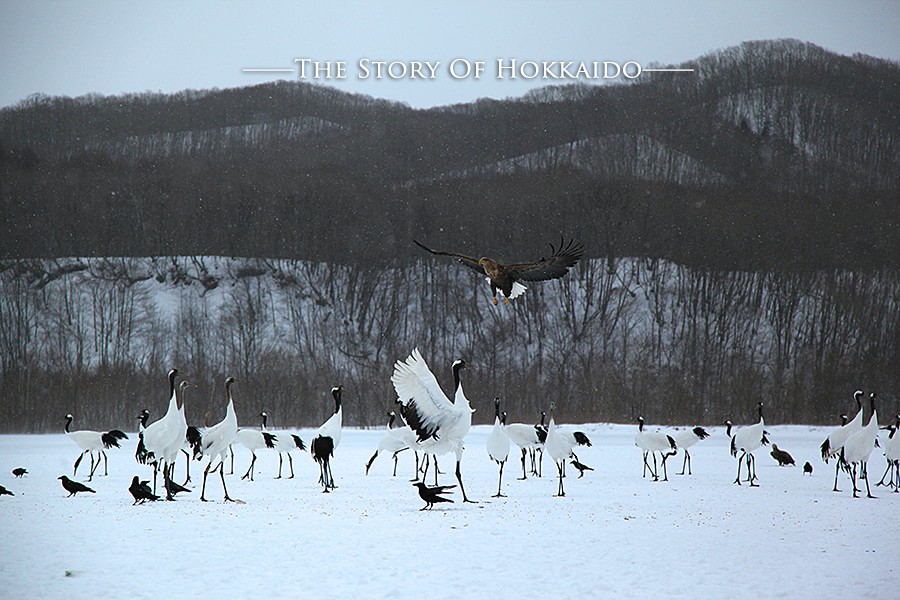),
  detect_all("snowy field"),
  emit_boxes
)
[0,424,897,600]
